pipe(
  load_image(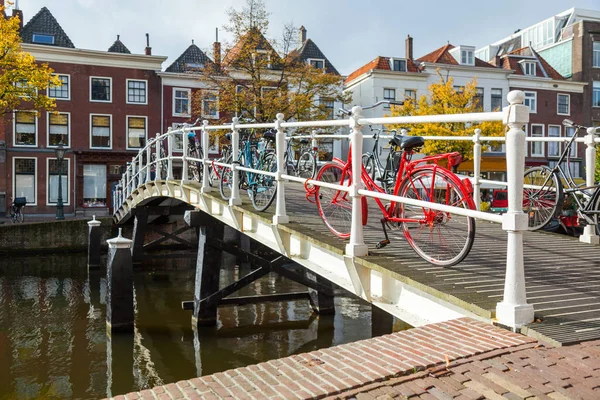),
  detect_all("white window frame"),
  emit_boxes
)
[593,42,600,69]
[252,49,271,68]
[523,91,537,113]
[89,114,113,150]
[173,87,191,117]
[530,124,545,157]
[89,76,112,103]
[461,50,474,65]
[201,91,219,119]
[520,61,536,76]
[547,125,561,158]
[565,126,577,158]
[404,89,416,102]
[593,81,600,108]
[46,111,71,148]
[557,93,570,116]
[46,157,70,206]
[389,58,407,72]
[307,58,325,70]
[126,115,148,151]
[48,73,70,101]
[171,122,184,153]
[491,88,503,111]
[13,157,37,206]
[126,79,148,105]
[383,88,396,108]
[13,110,38,147]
